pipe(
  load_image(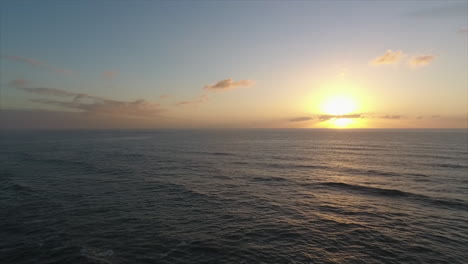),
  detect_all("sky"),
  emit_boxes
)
[1,0,467,129]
